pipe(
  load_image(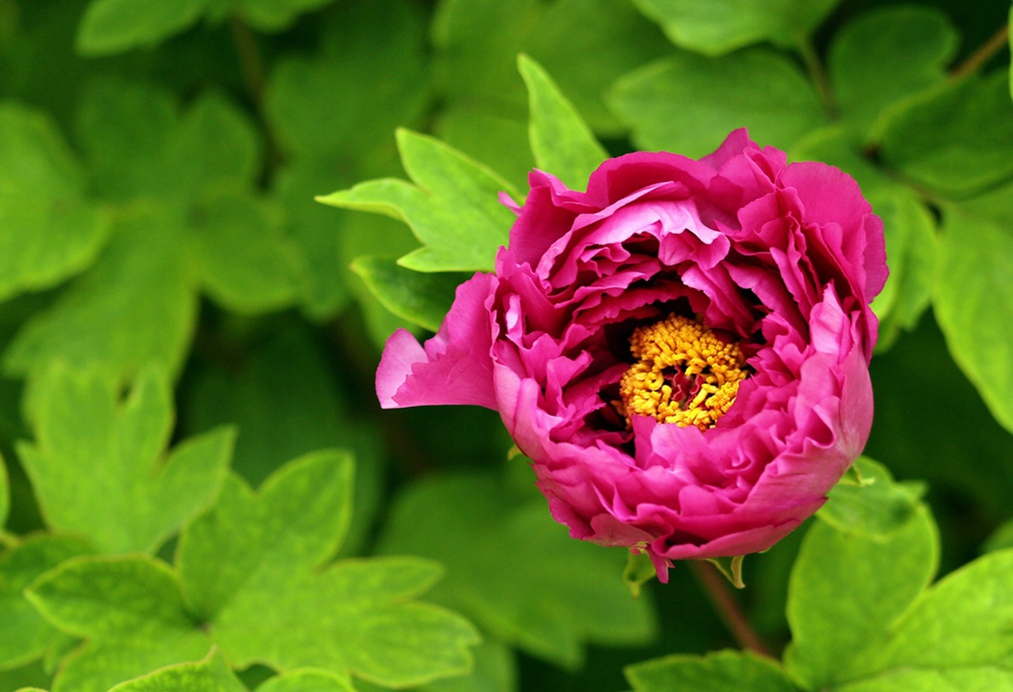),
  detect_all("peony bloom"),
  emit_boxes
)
[377,130,887,582]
